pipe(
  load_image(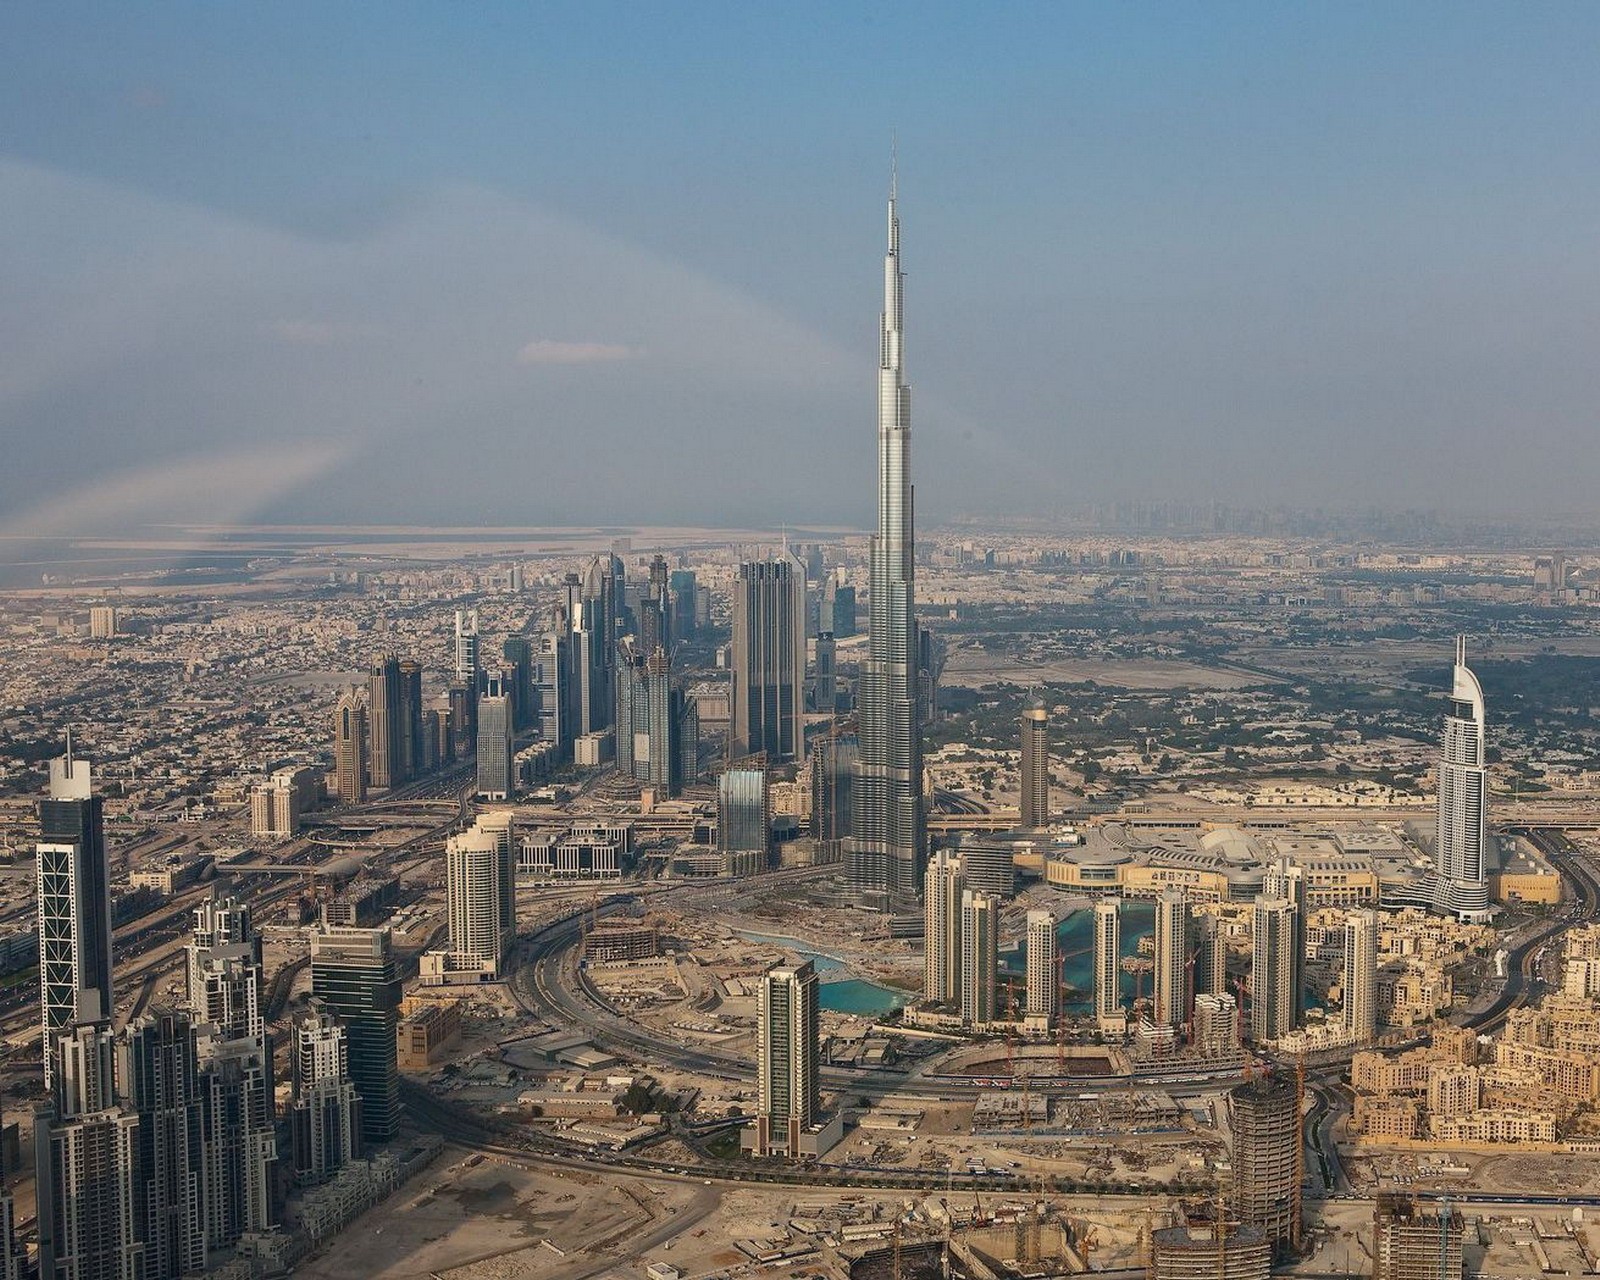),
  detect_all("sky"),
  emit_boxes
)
[3,3,1599,540]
